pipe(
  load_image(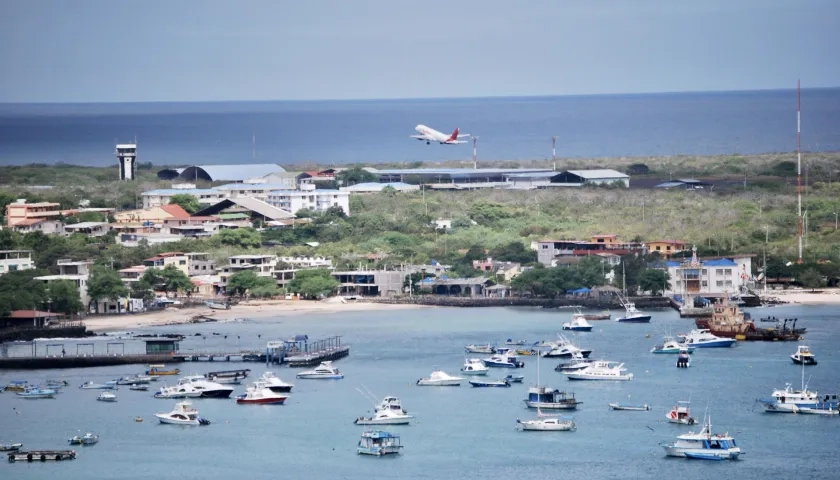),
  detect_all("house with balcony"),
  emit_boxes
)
[5,200,62,227]
[0,250,34,276]
[331,269,404,297]
[536,236,644,266]
[645,240,689,258]
[11,218,65,234]
[266,184,350,216]
[219,254,278,290]
[185,252,217,277]
[143,252,189,275]
[118,265,147,286]
[34,259,93,306]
